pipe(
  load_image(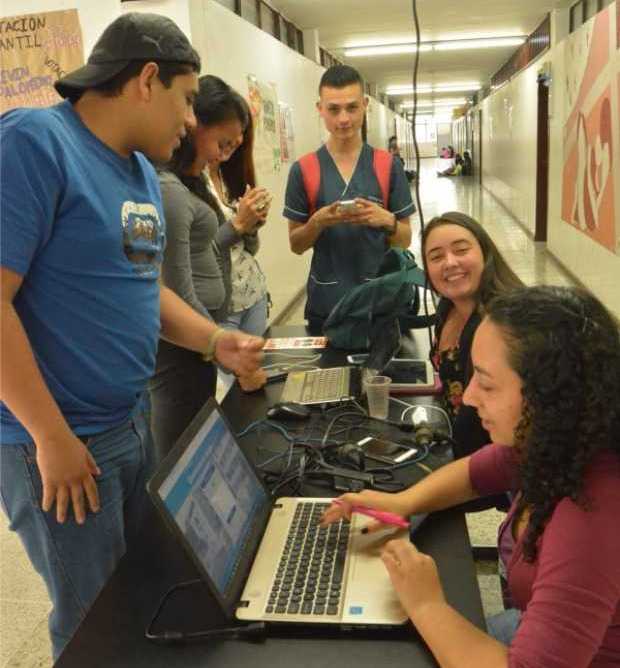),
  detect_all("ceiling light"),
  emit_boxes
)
[345,36,524,58]
[344,44,432,57]
[400,98,467,108]
[433,37,525,51]
[407,113,455,123]
[386,82,480,95]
